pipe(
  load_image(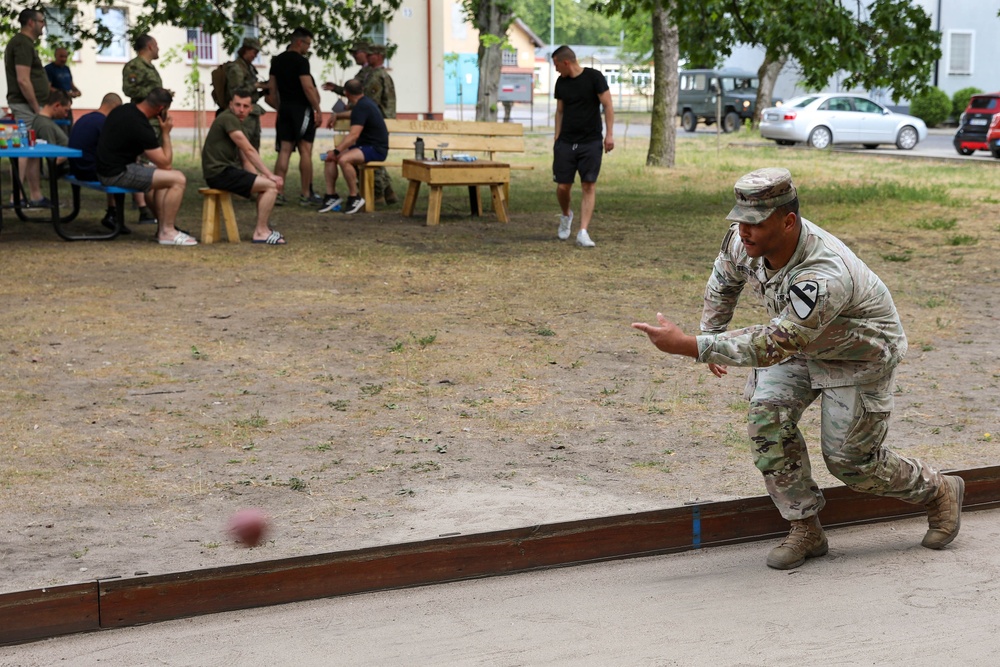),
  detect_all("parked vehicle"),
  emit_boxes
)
[986,112,1000,158]
[953,92,1000,156]
[759,93,927,150]
[677,69,767,133]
